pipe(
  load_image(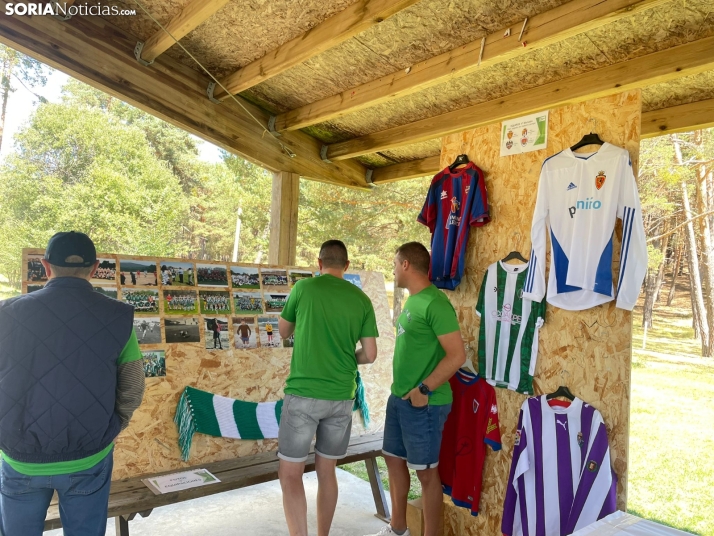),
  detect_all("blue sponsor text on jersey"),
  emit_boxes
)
[568,197,602,218]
